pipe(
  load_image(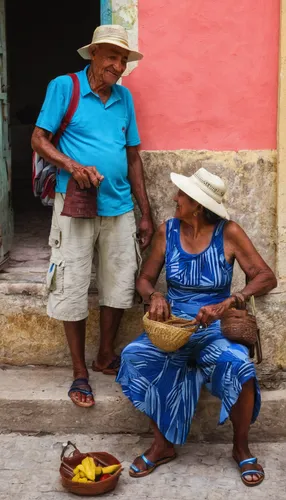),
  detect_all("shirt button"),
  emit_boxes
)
[55,240,59,245]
